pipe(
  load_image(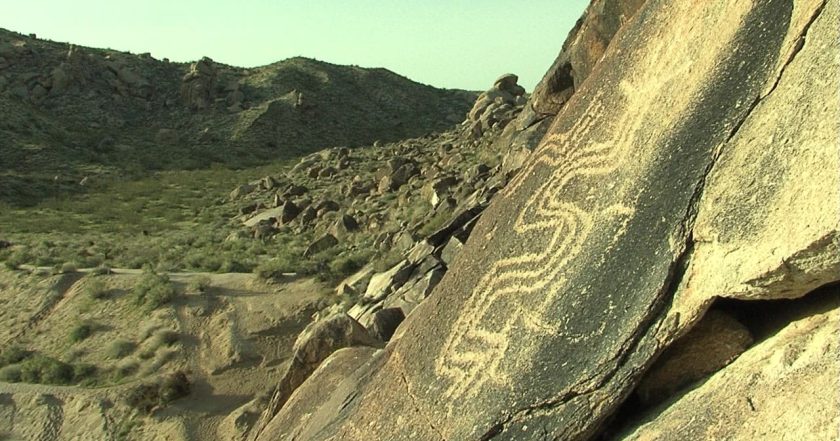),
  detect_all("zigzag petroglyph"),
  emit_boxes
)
[433,3,713,404]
